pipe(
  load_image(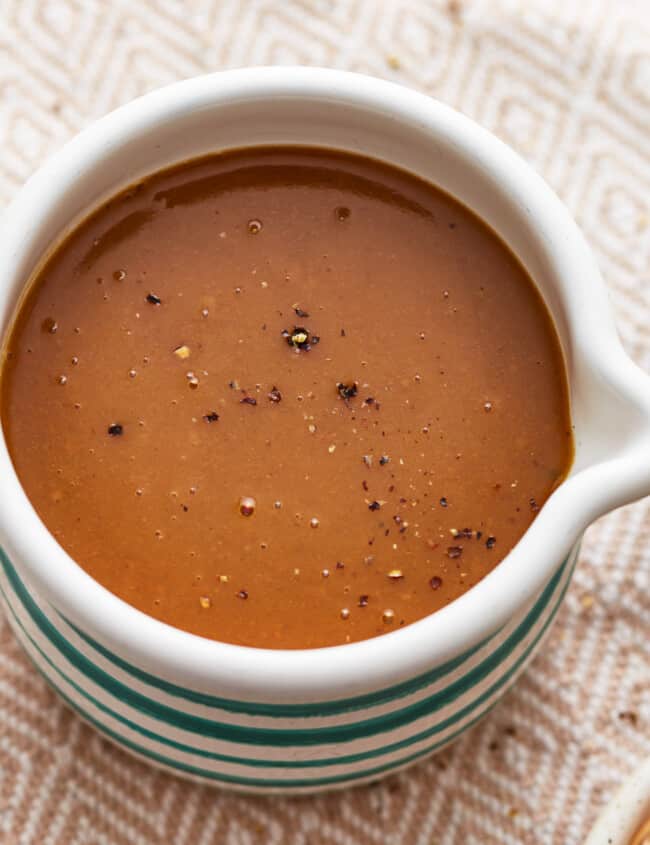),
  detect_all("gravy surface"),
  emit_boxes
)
[1,148,572,648]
